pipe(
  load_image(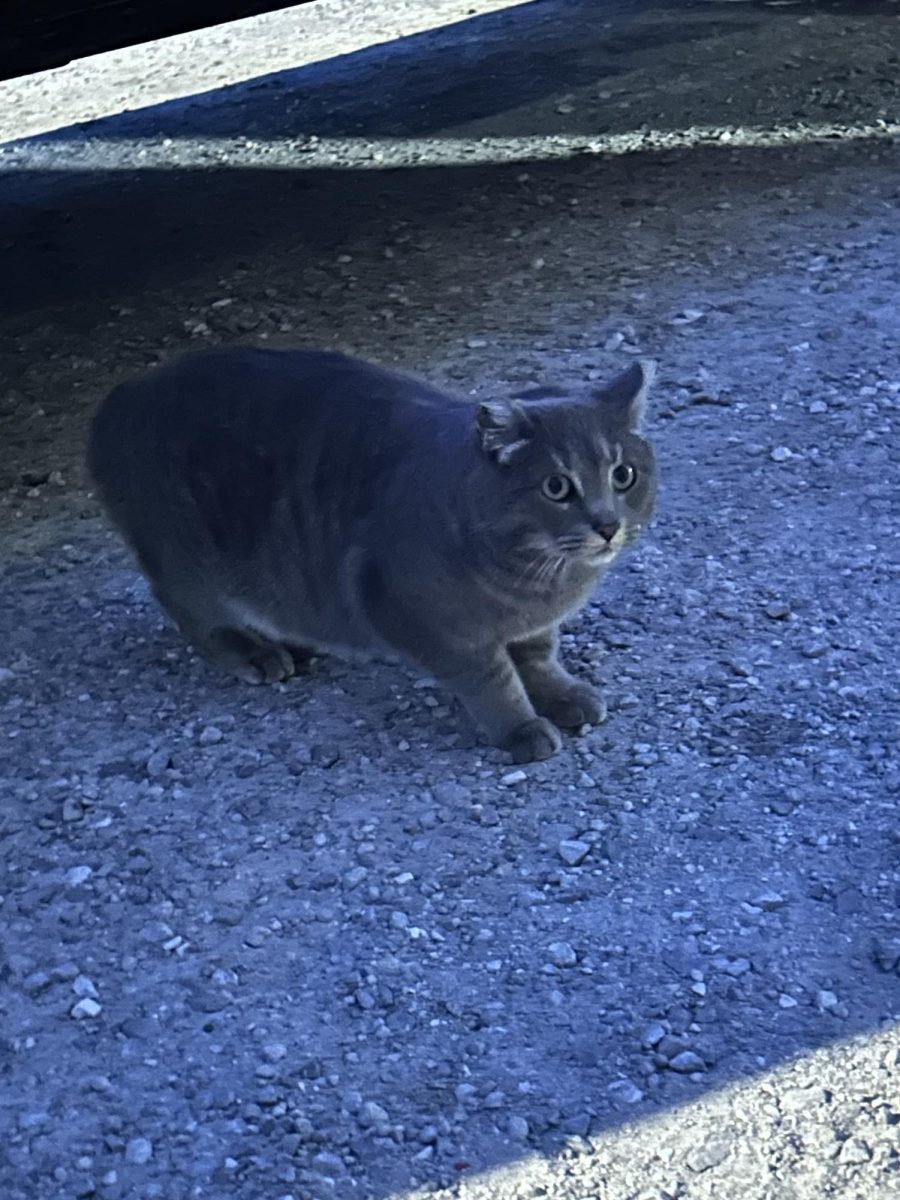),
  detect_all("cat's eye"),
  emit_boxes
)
[611,463,637,492]
[541,473,575,503]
